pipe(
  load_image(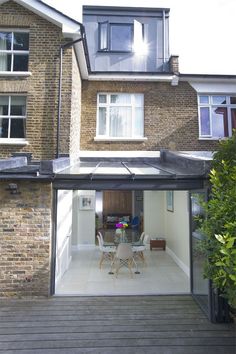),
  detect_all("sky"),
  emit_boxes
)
[43,0,236,75]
